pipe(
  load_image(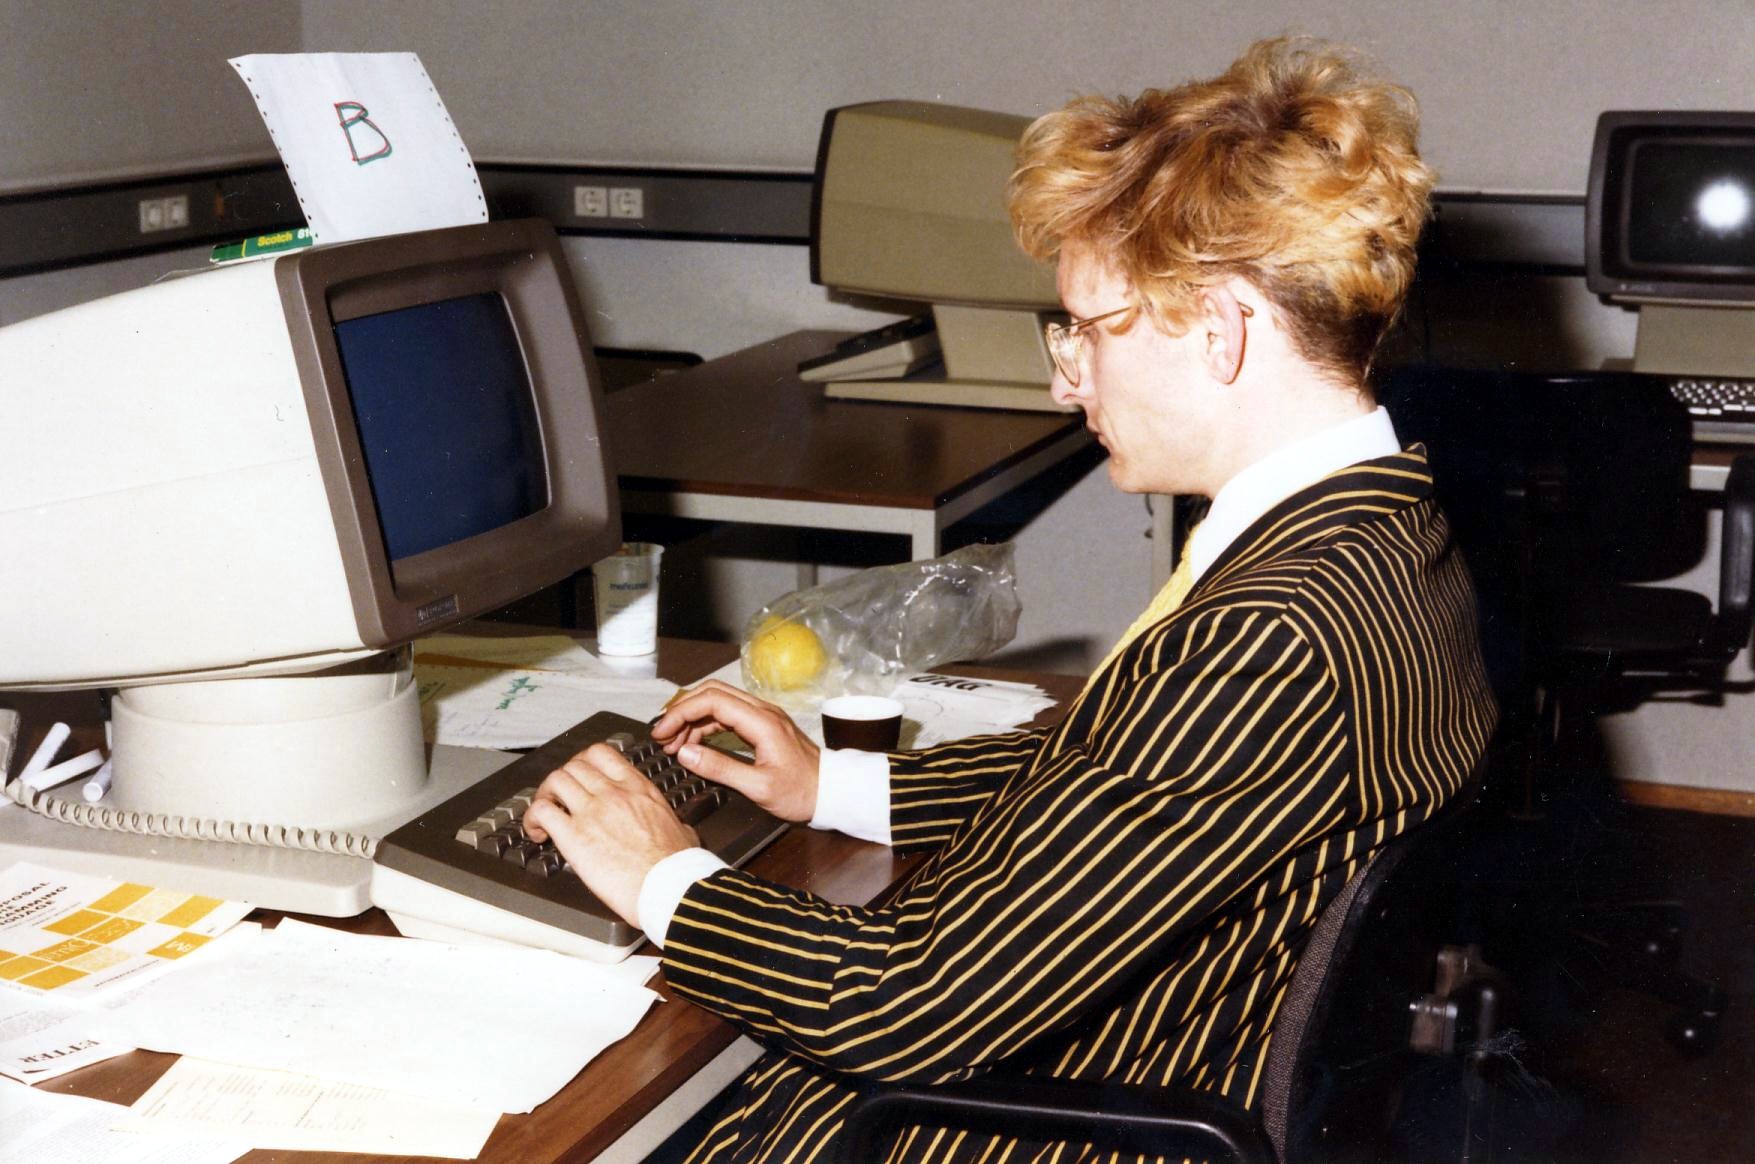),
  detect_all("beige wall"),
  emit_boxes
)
[300,0,1755,194]
[0,2,298,193]
[11,2,1751,196]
